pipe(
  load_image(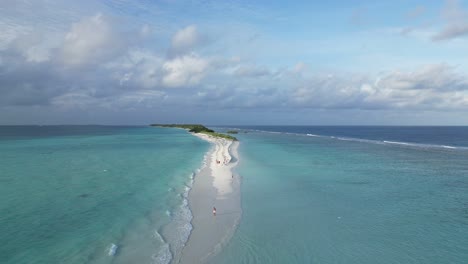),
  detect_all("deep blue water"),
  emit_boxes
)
[222,126,468,148]
[0,125,139,140]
